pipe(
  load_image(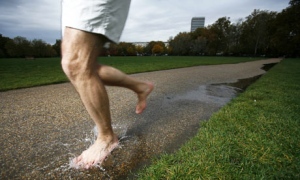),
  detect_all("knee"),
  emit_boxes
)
[61,55,82,82]
[60,31,99,82]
